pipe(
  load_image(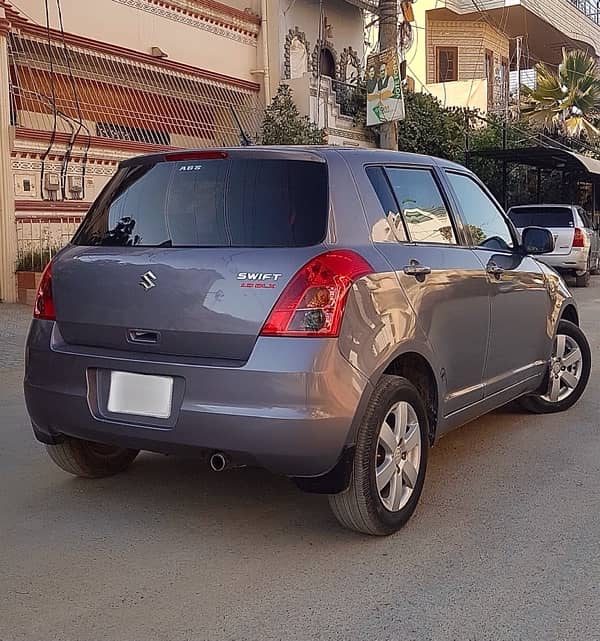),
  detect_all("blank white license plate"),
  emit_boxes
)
[107,371,173,419]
